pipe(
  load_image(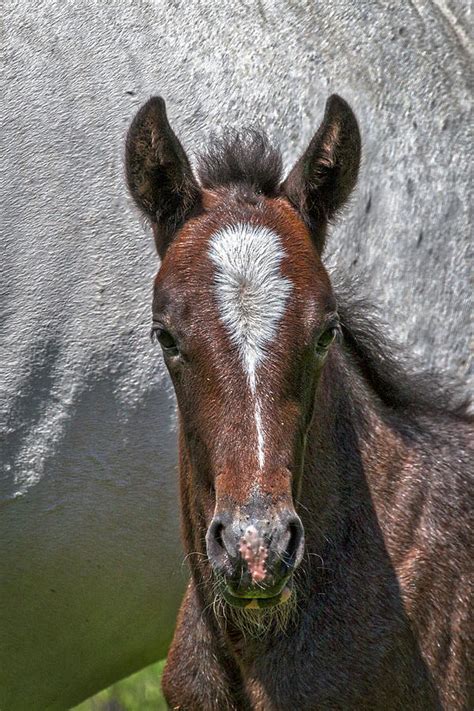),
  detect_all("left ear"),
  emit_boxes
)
[281,95,361,253]
[125,96,202,257]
